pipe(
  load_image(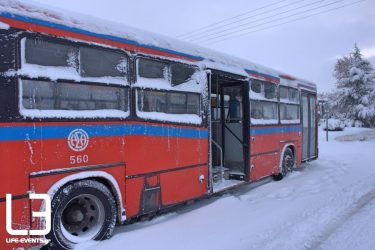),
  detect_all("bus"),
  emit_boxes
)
[0,2,318,249]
